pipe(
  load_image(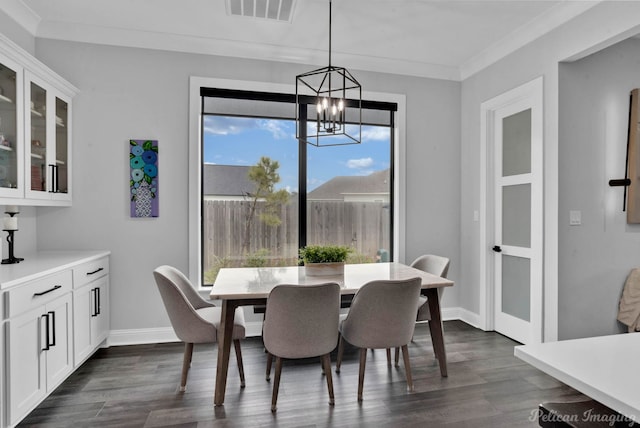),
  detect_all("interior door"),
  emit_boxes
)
[489,79,543,345]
